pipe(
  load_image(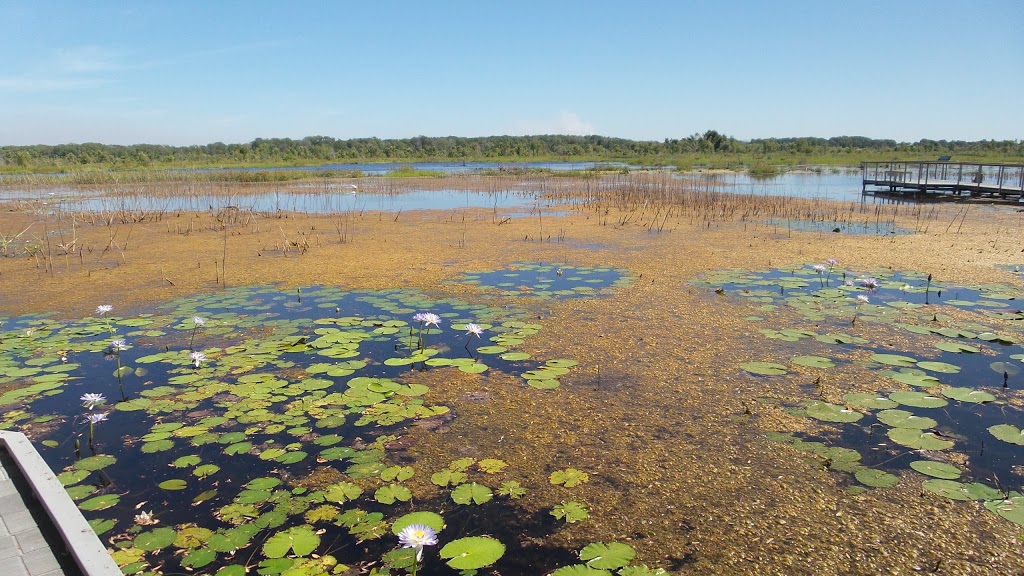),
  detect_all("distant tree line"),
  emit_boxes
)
[1,132,1021,170]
